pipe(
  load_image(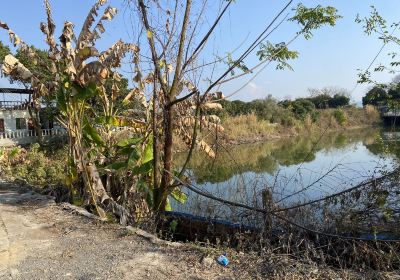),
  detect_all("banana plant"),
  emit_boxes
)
[0,0,144,223]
